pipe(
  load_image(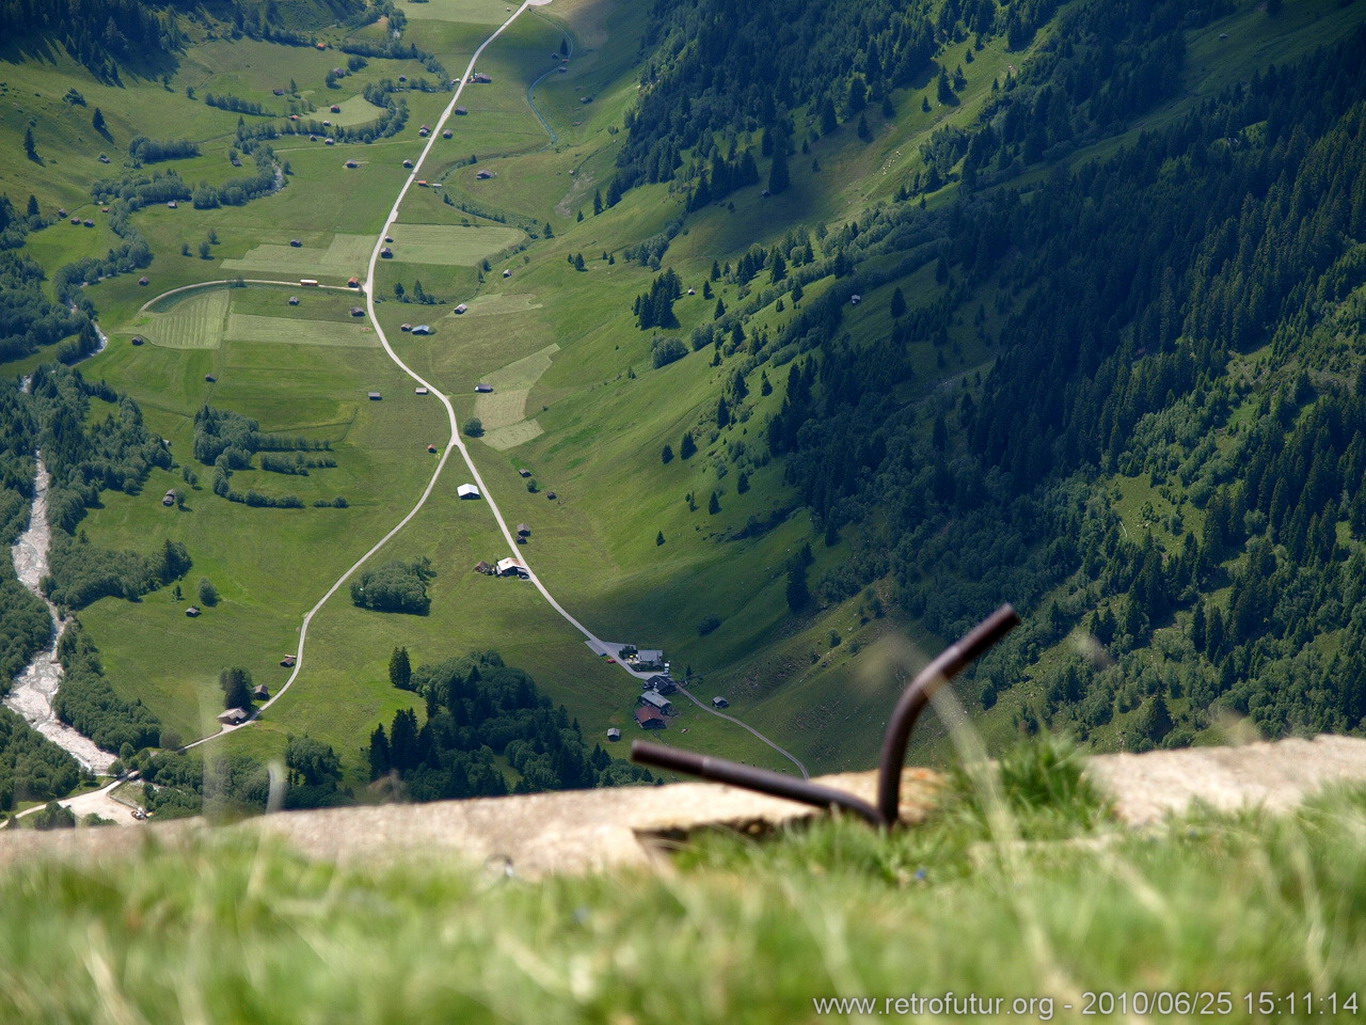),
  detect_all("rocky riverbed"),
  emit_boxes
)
[4,457,115,775]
